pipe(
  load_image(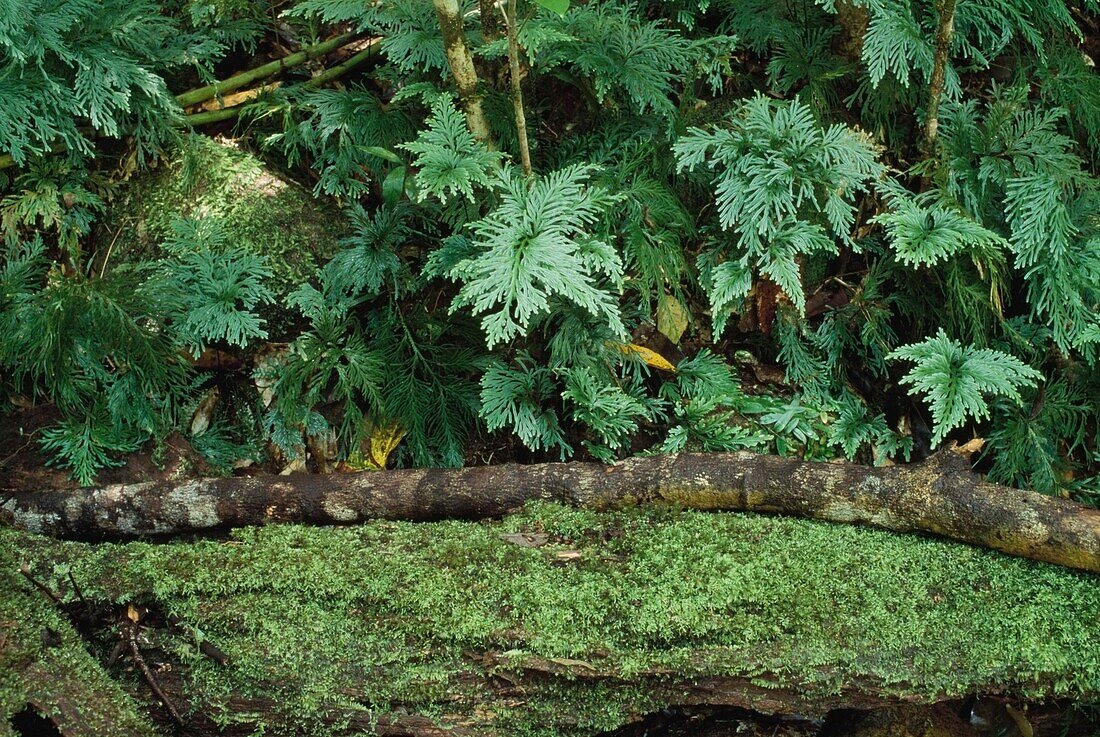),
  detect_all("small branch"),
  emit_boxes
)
[126,614,185,727]
[175,32,358,108]
[920,0,958,190]
[167,614,230,666]
[19,564,62,605]
[505,0,533,176]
